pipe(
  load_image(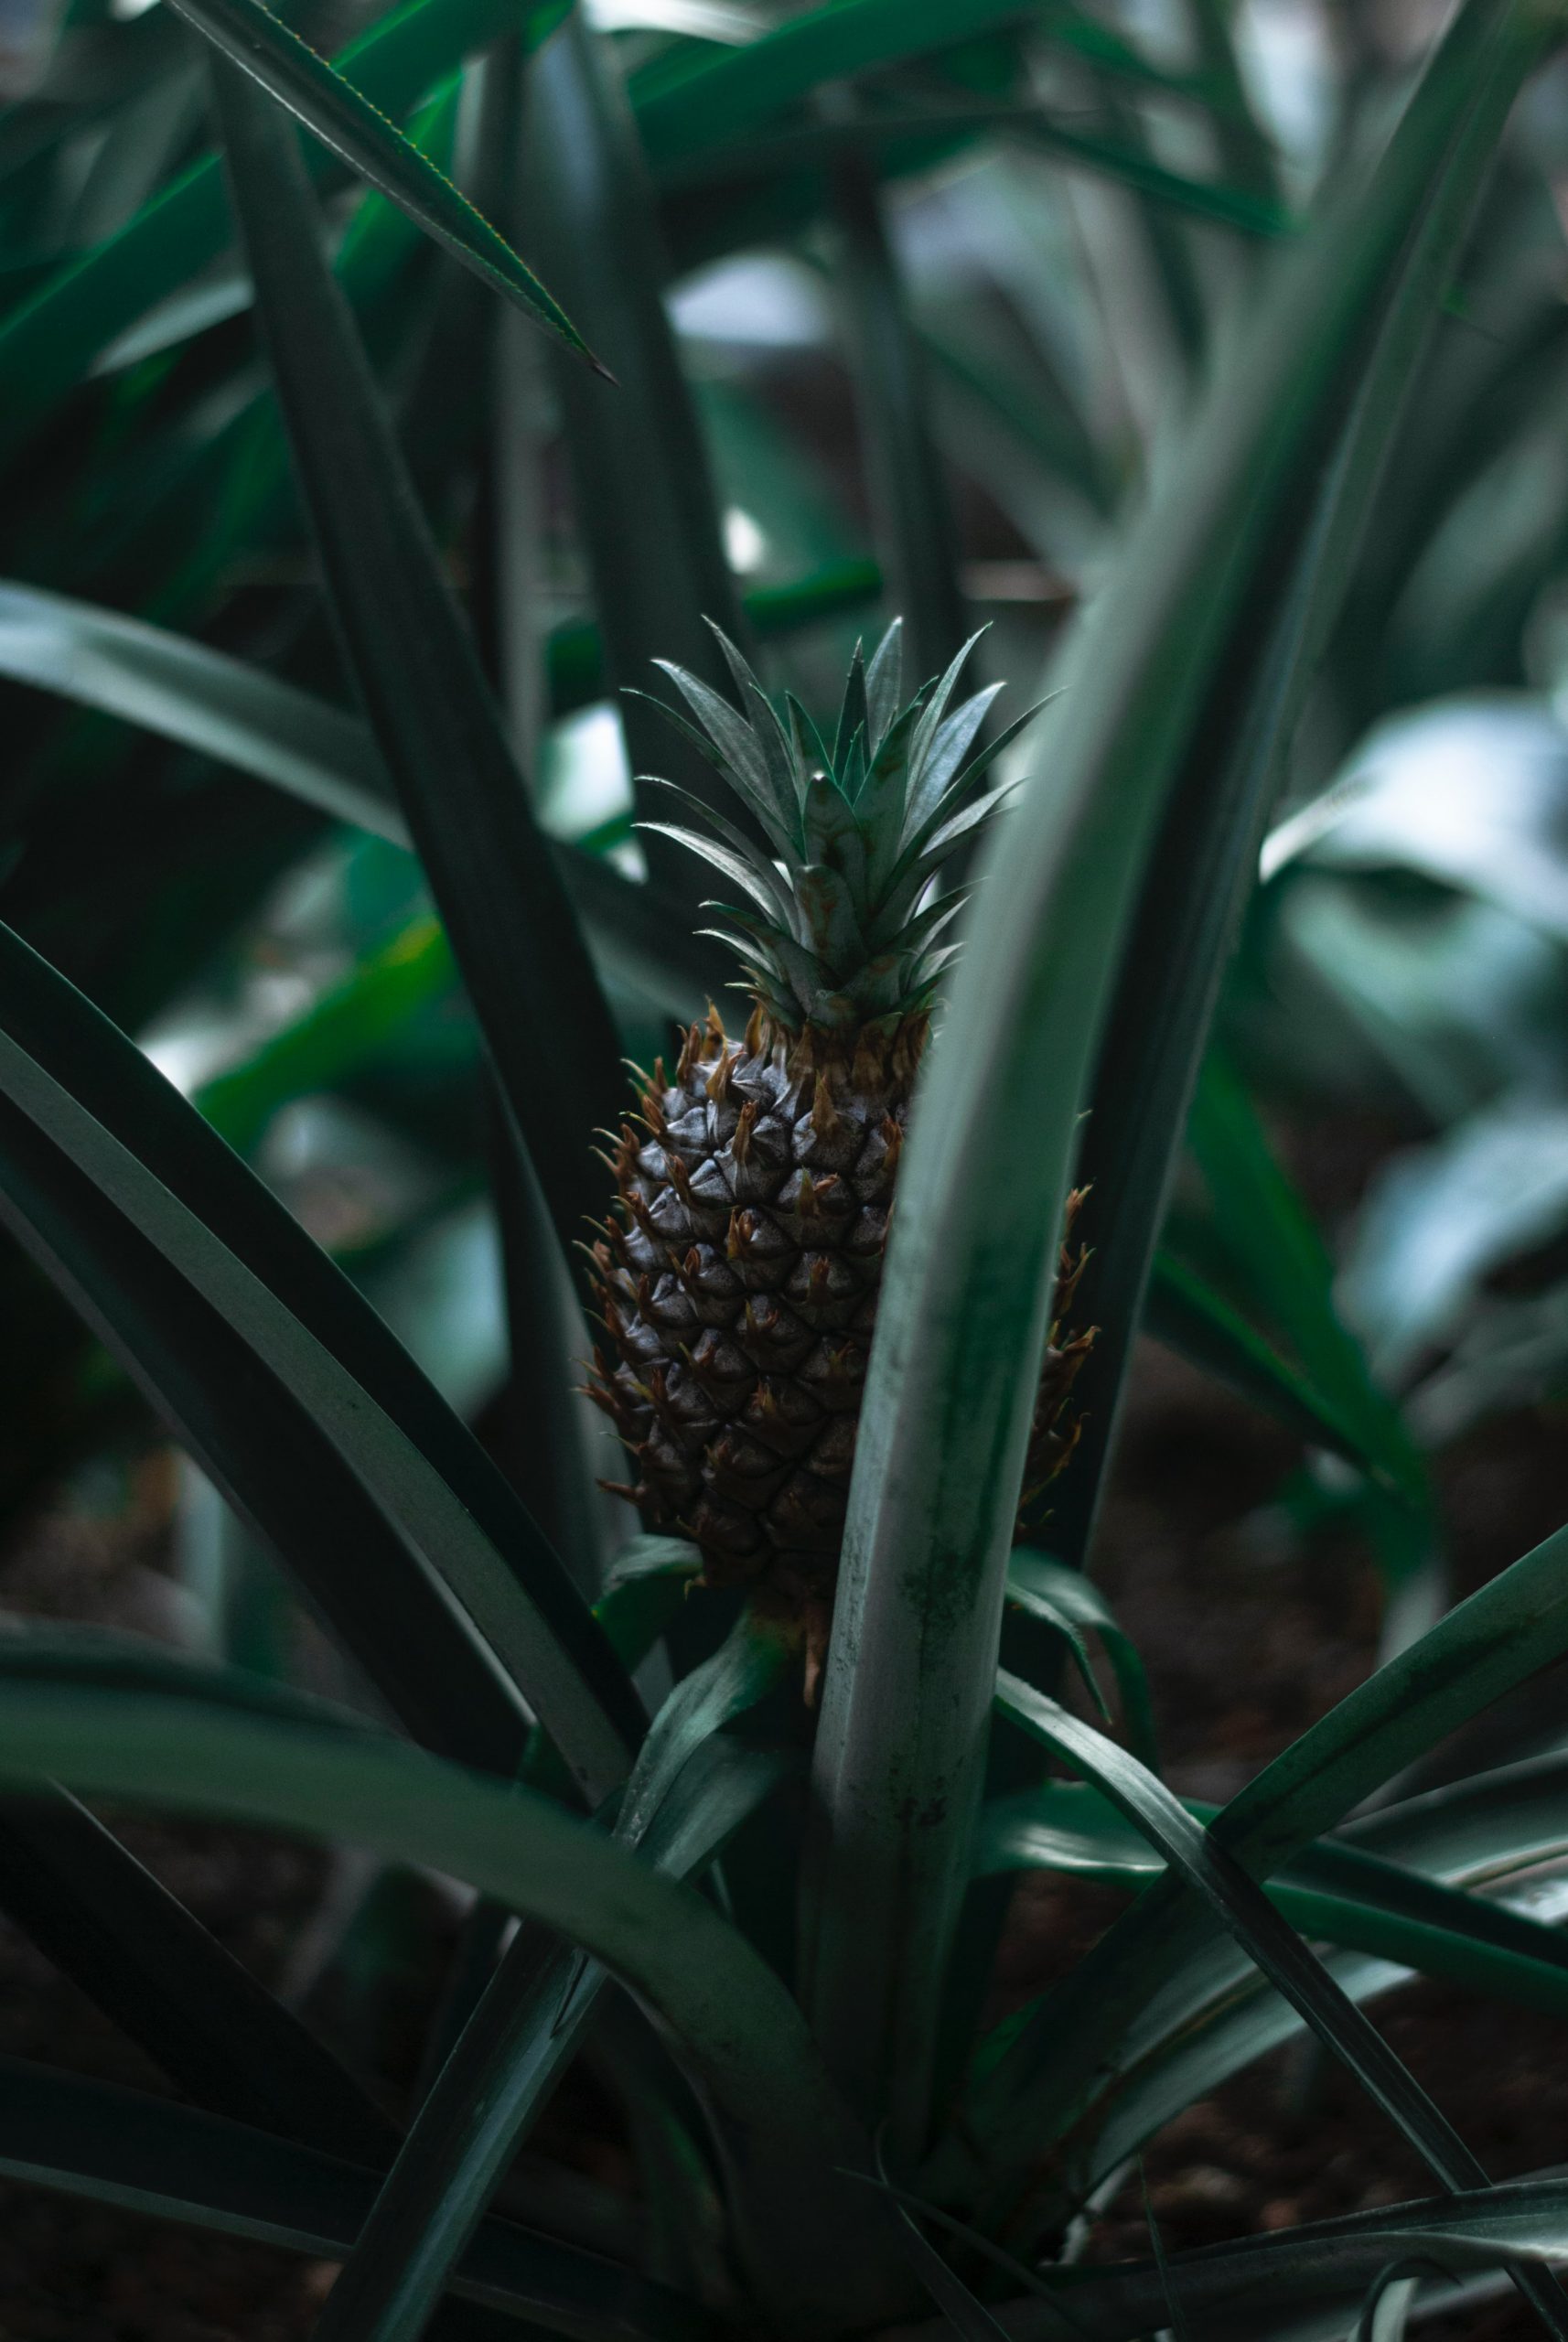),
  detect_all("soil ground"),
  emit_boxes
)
[1047,1353,1568,2342]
